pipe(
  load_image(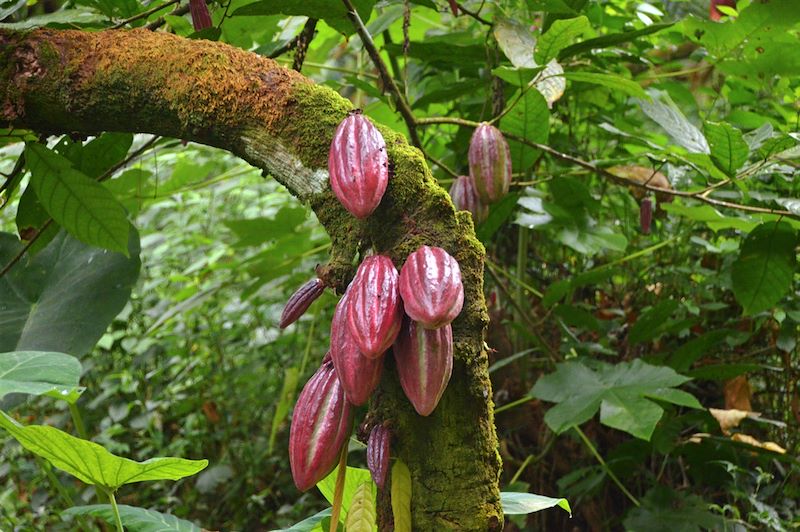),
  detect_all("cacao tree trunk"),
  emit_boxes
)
[0,28,503,530]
